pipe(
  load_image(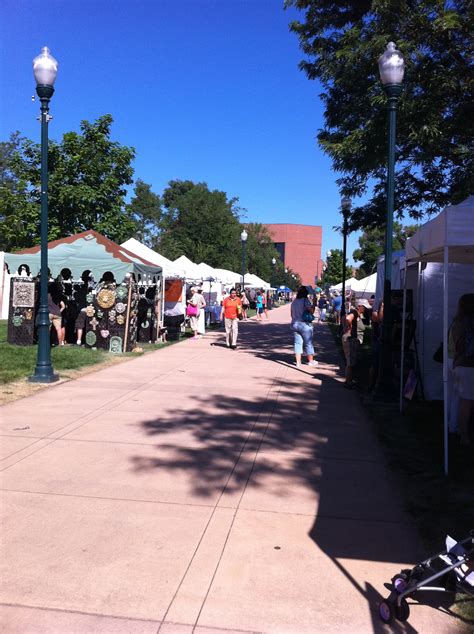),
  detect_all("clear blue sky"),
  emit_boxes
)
[1,0,363,264]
